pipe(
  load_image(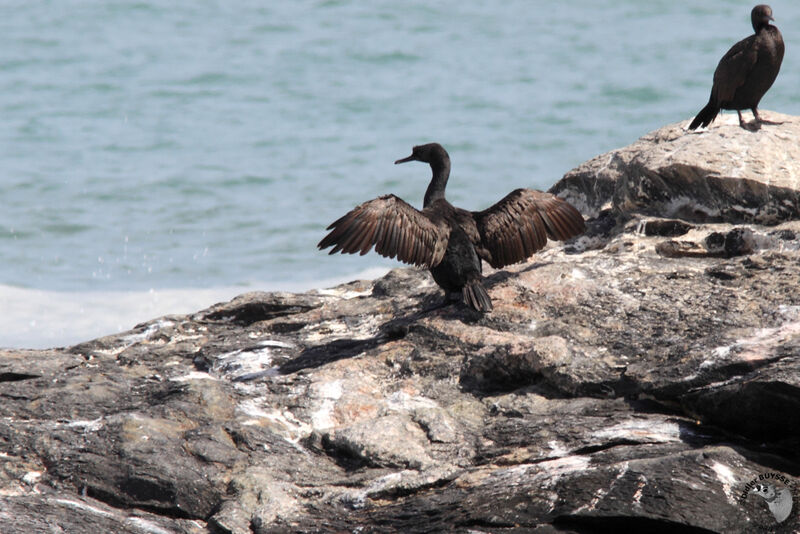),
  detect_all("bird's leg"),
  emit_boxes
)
[753,107,784,126]
[739,109,761,131]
